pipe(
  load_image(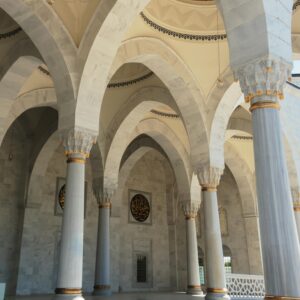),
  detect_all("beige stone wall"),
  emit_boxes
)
[0,124,28,295]
[117,150,173,291]
[198,167,255,281]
